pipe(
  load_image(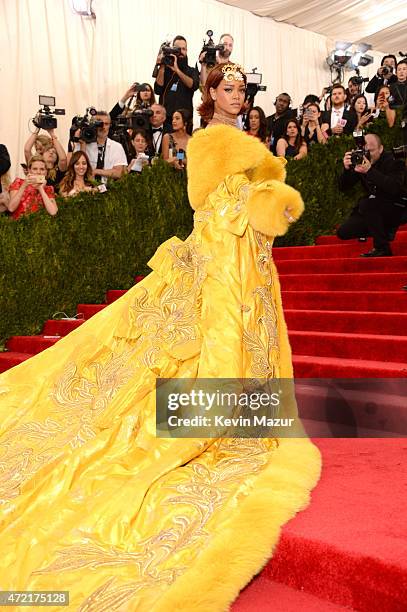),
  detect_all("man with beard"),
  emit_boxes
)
[199,33,234,86]
[266,93,296,154]
[154,35,199,130]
